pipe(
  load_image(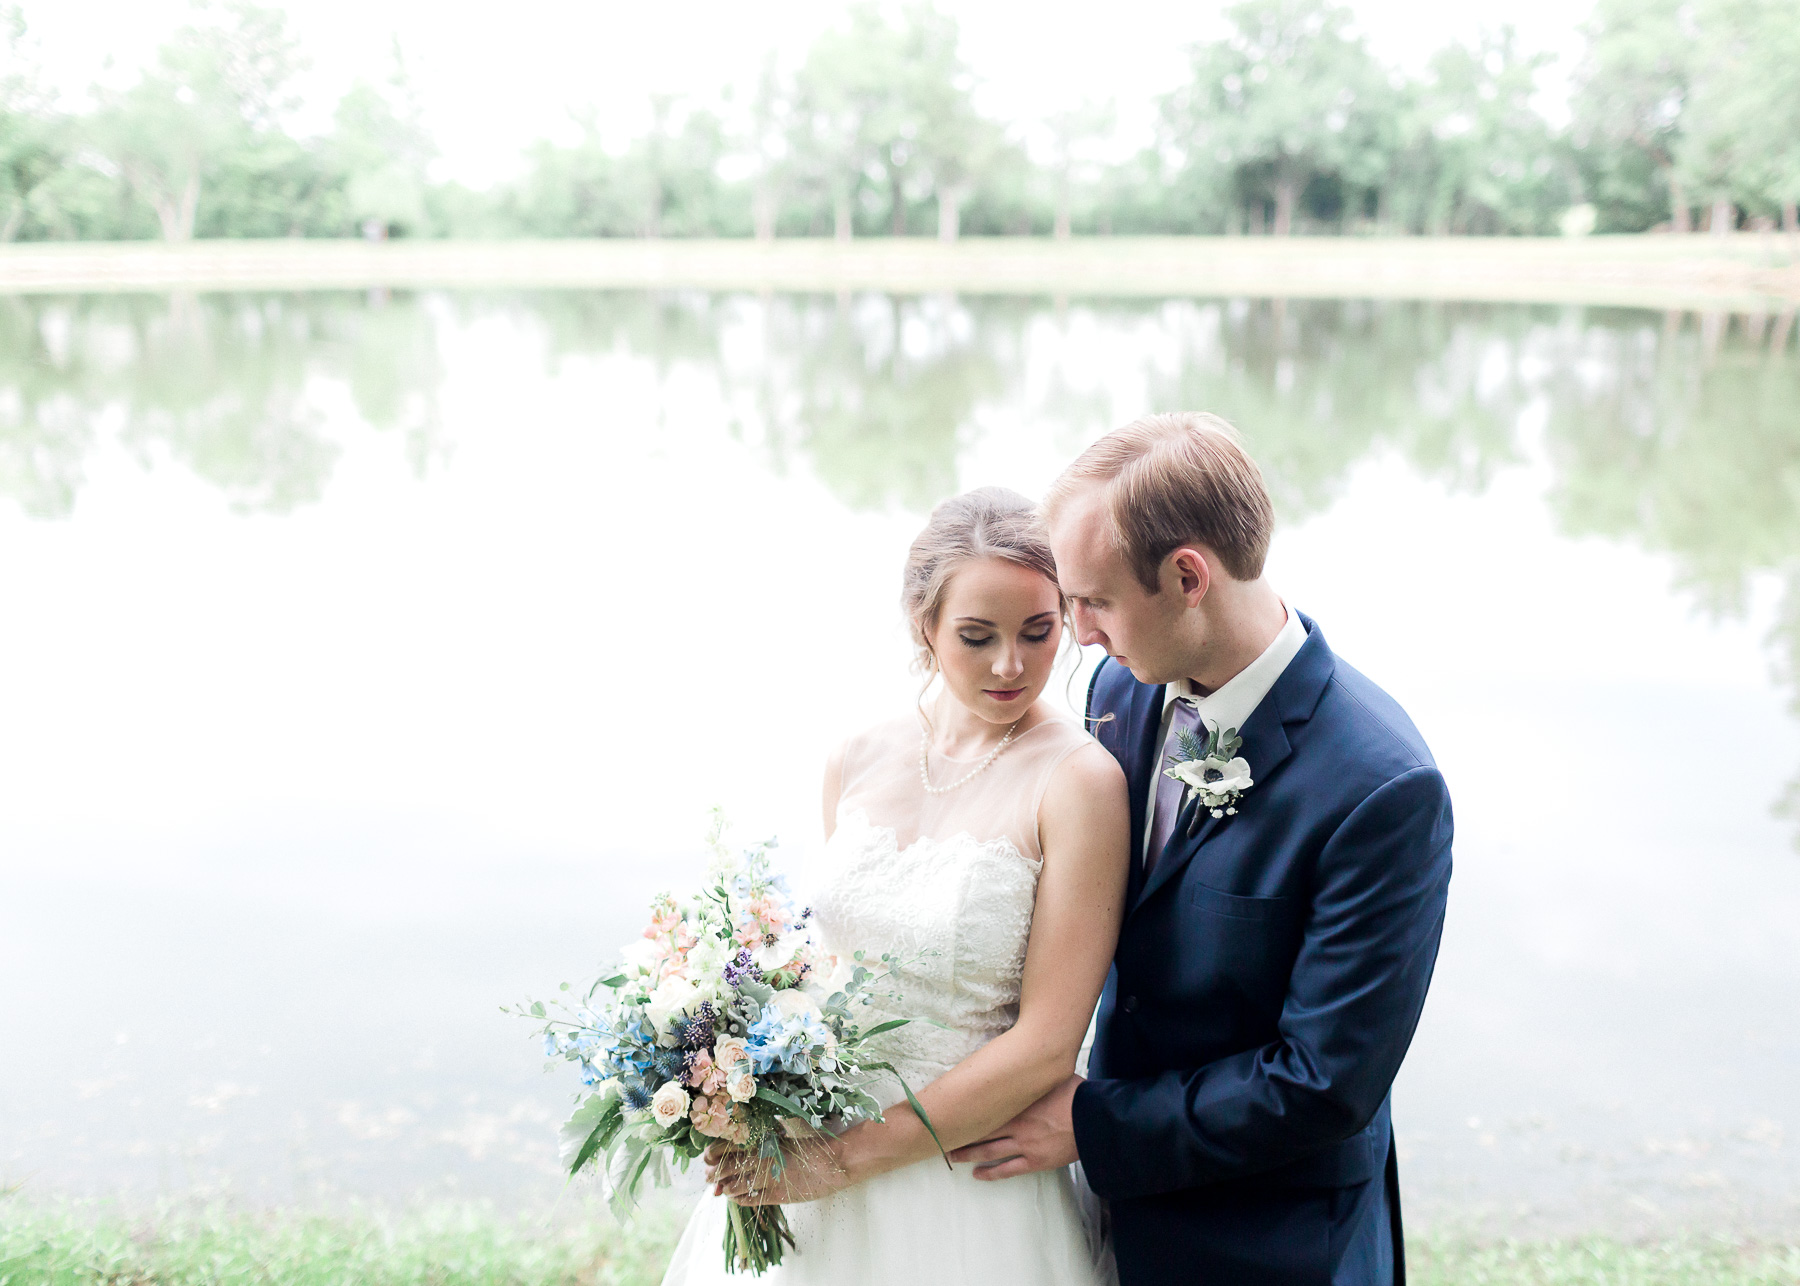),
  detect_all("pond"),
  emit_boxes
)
[1,288,1796,1237]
